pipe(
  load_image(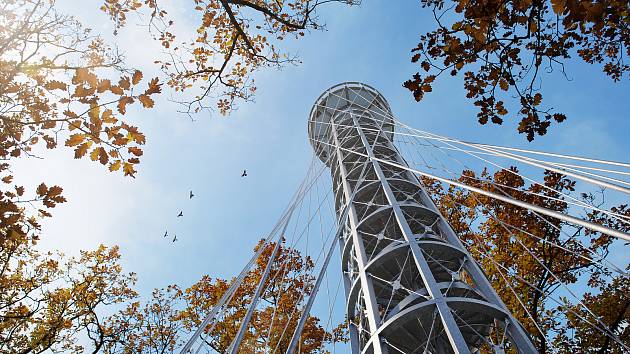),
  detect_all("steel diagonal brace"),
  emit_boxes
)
[352,114,473,354]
